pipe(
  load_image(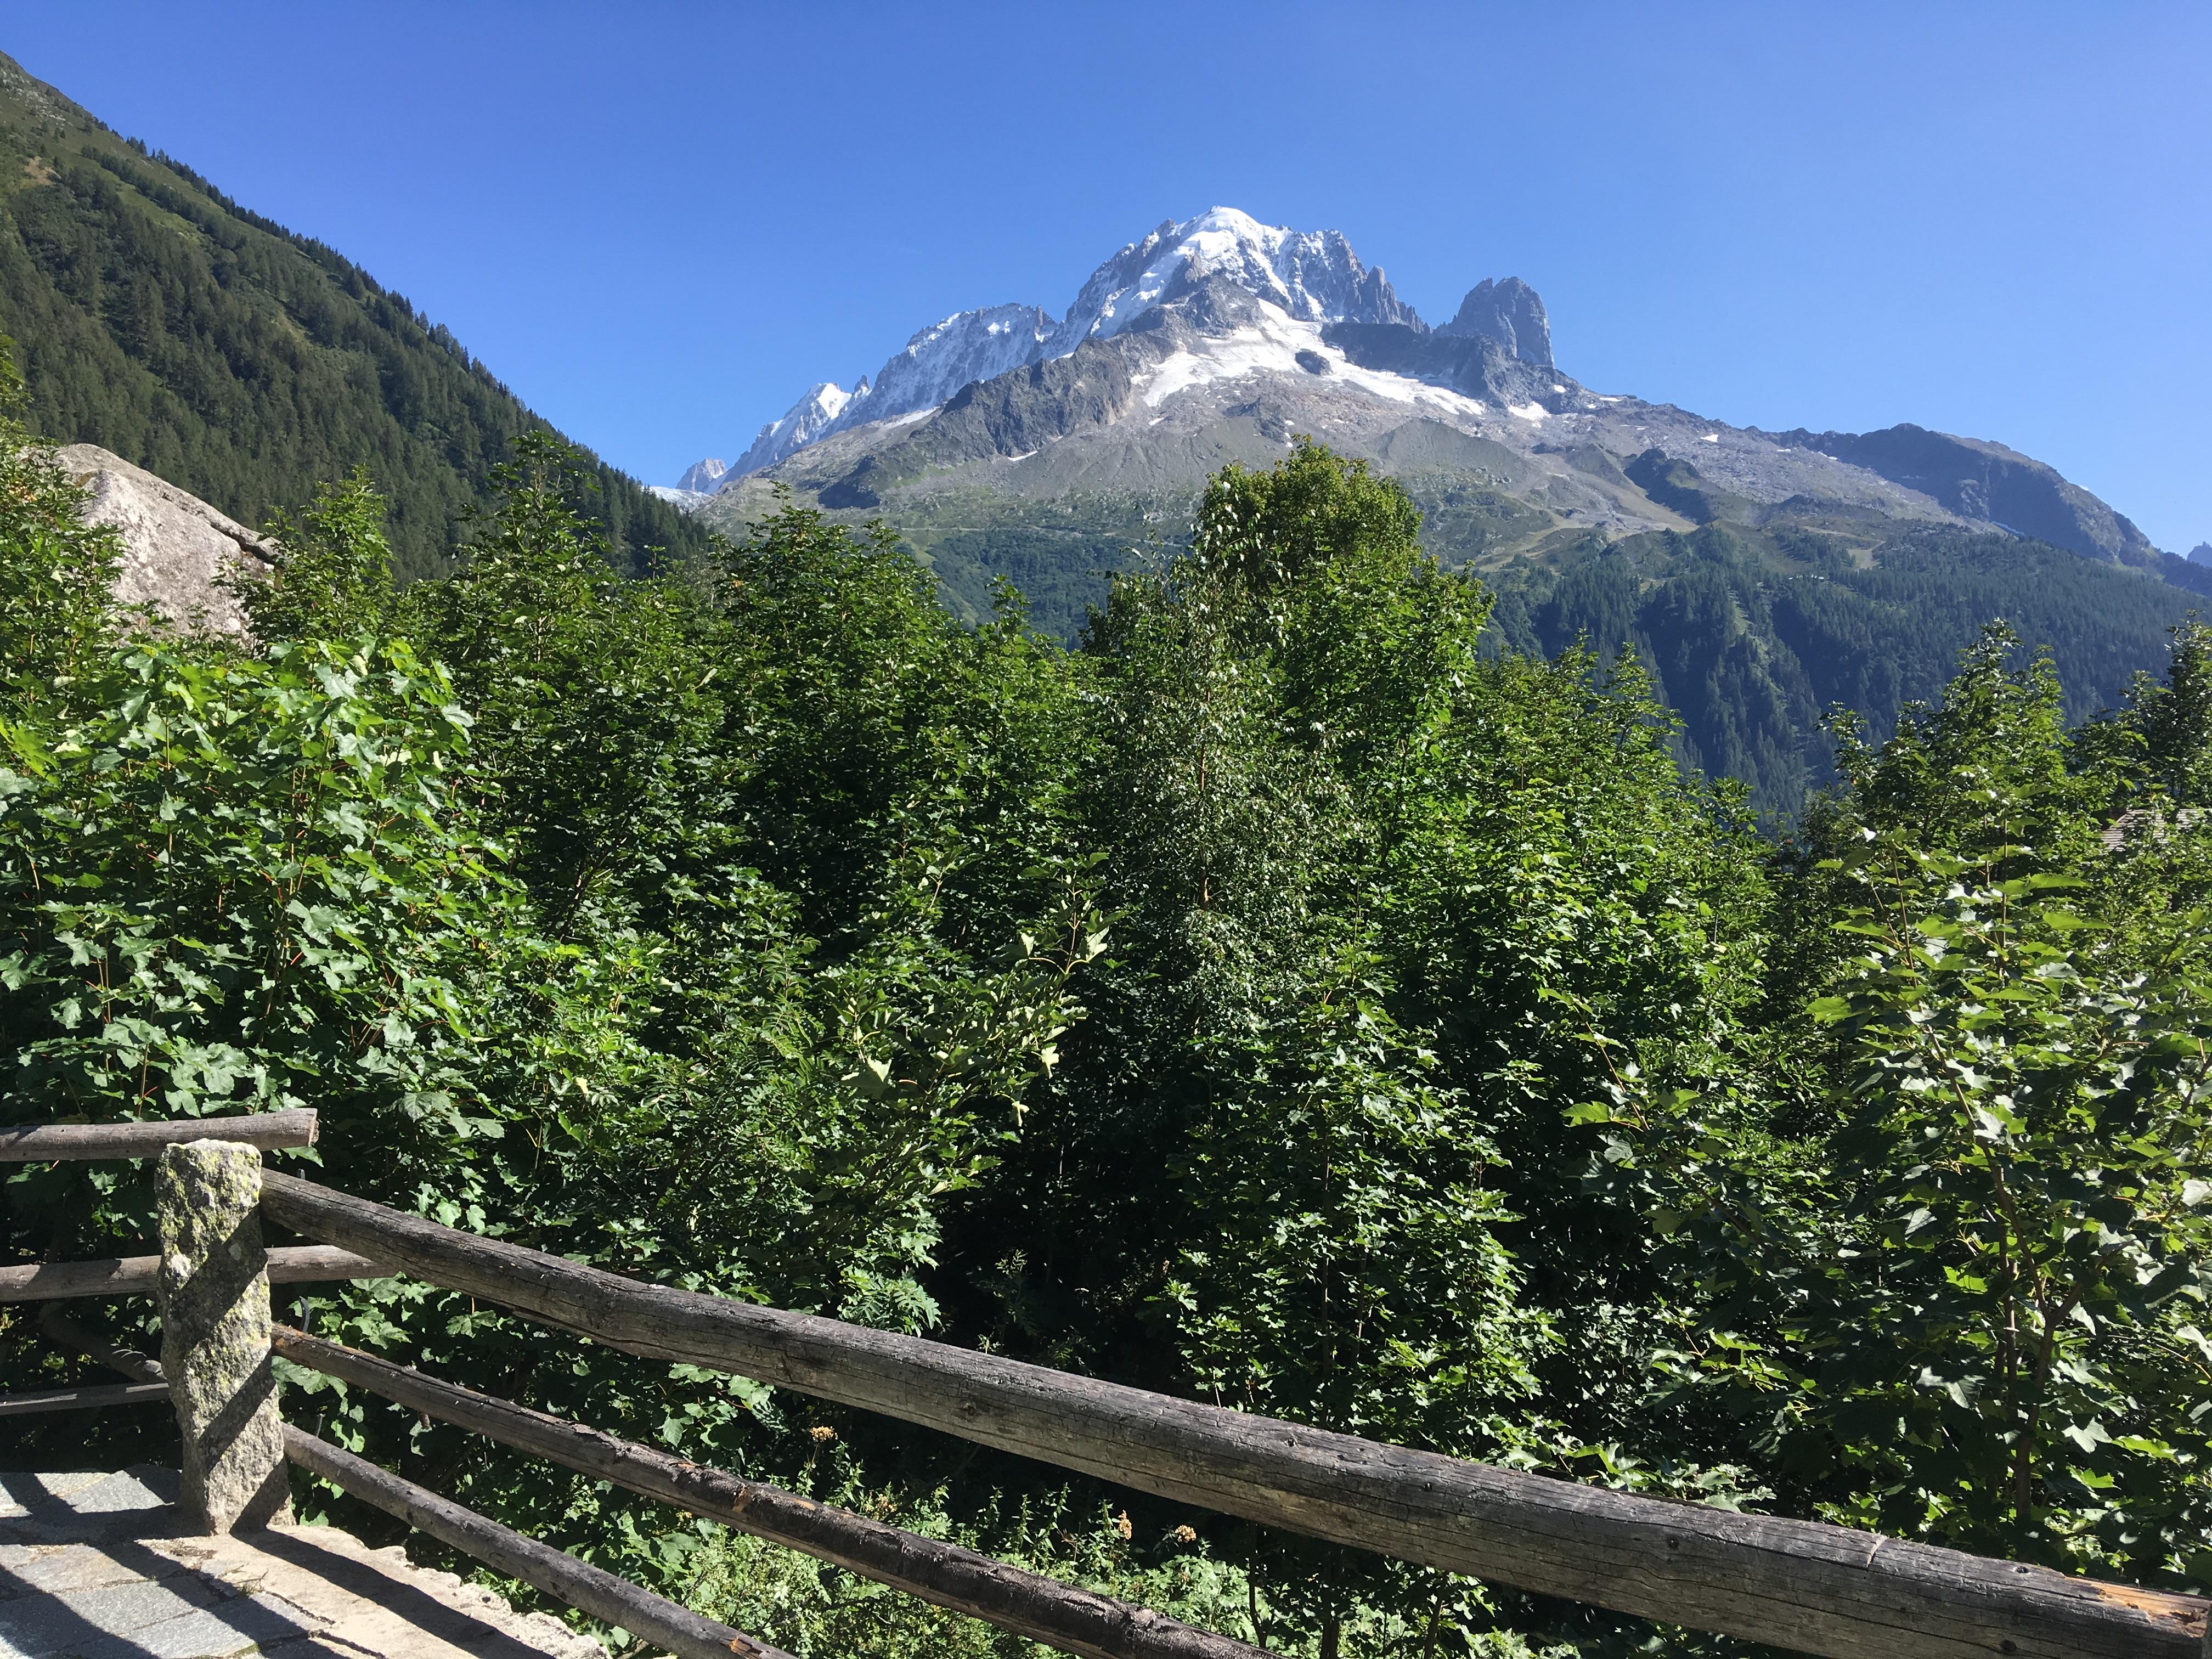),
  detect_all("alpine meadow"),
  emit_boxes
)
[4,26,2212,1659]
